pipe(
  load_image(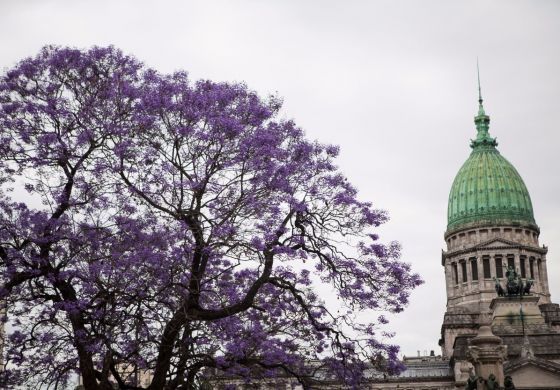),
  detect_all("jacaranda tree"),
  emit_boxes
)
[0,46,422,389]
